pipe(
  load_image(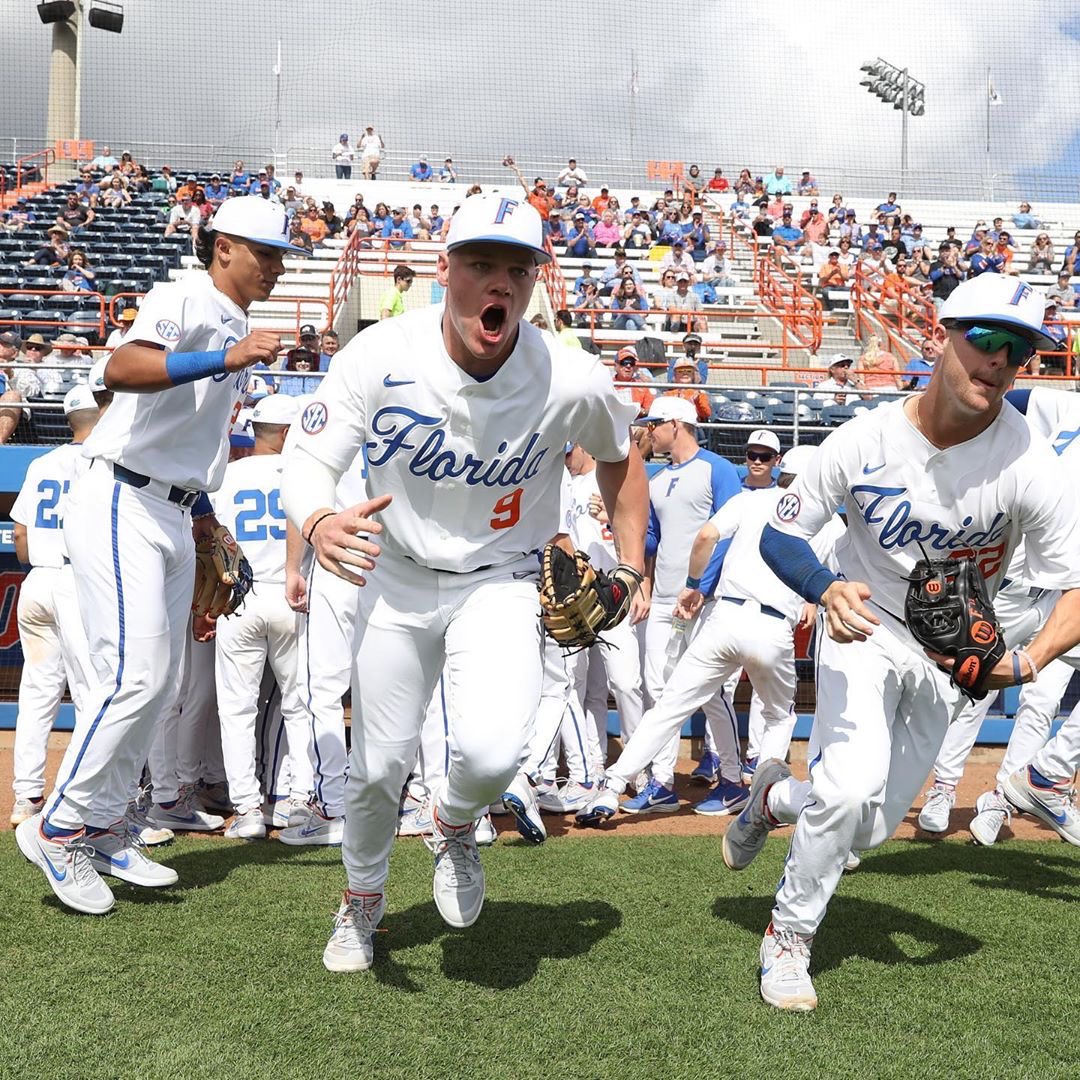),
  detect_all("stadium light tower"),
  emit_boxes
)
[859,58,926,186]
